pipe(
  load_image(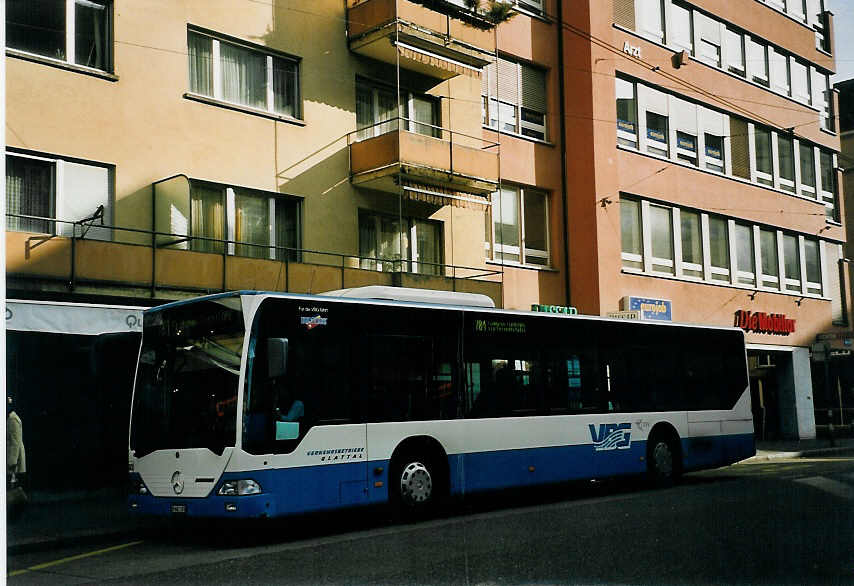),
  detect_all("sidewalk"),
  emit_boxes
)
[8,438,854,554]
[750,436,854,461]
[7,488,150,554]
